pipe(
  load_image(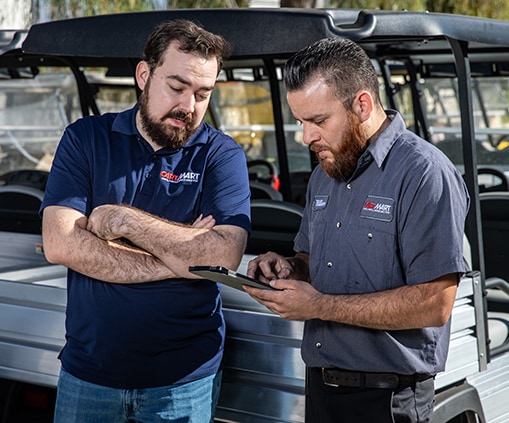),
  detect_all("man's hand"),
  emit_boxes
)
[87,204,128,240]
[247,251,310,283]
[247,251,294,282]
[244,251,319,320]
[192,214,216,229]
[244,278,323,320]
